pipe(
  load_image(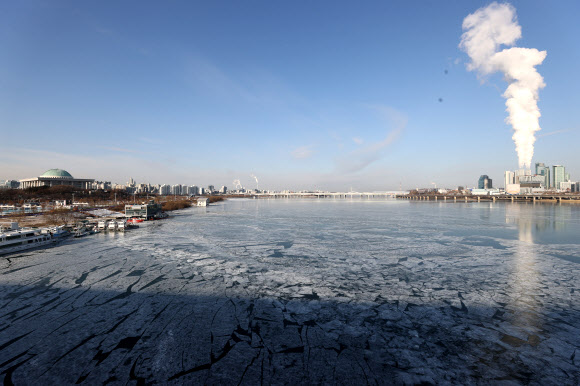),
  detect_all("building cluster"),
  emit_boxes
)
[504,163,576,194]
[123,178,228,196]
[1,170,230,197]
[0,180,20,189]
